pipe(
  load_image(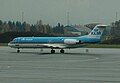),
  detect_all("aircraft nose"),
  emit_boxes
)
[8,43,11,46]
[8,42,14,47]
